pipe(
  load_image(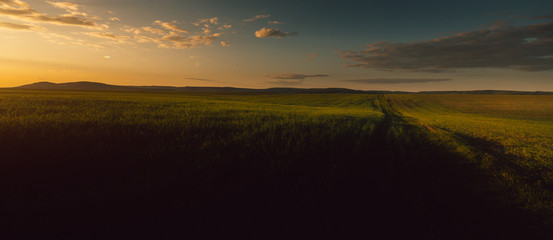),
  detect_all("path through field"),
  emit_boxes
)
[1,91,551,239]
